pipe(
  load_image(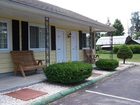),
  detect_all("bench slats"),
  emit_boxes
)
[10,51,44,77]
